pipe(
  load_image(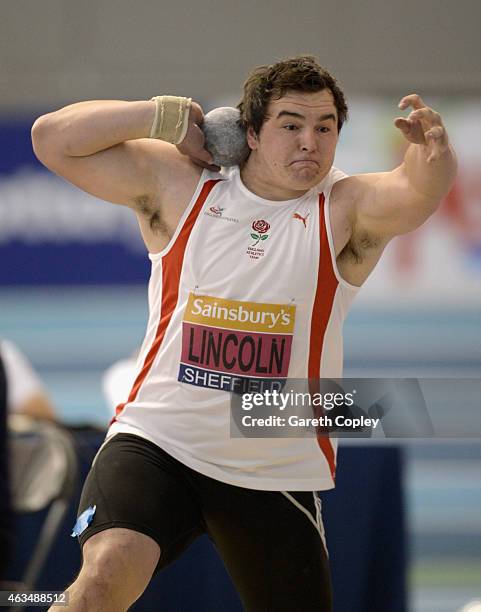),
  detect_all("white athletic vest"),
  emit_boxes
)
[108,165,359,491]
